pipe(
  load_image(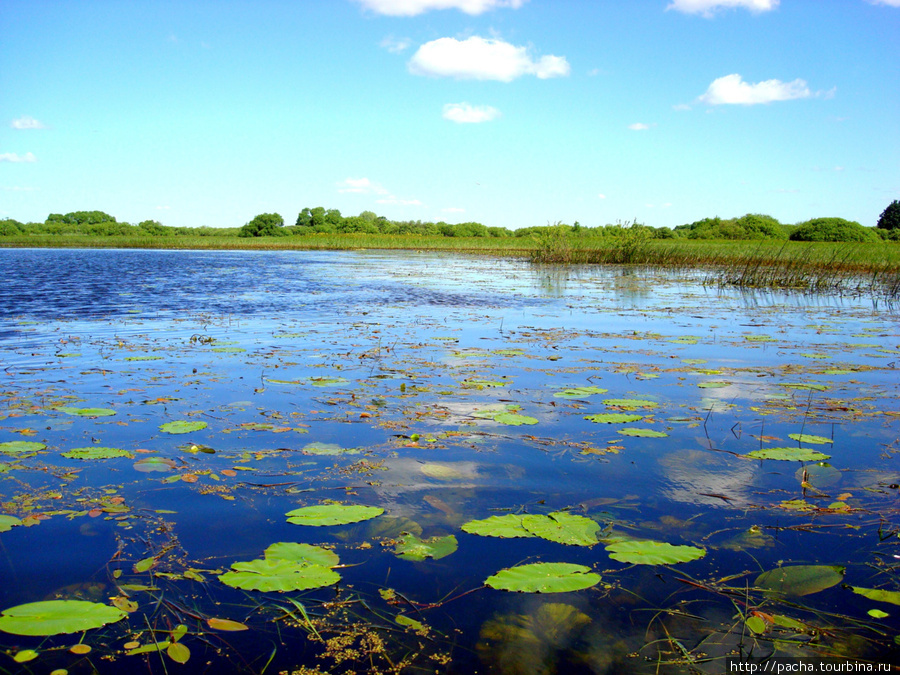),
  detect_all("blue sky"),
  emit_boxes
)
[2,0,898,230]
